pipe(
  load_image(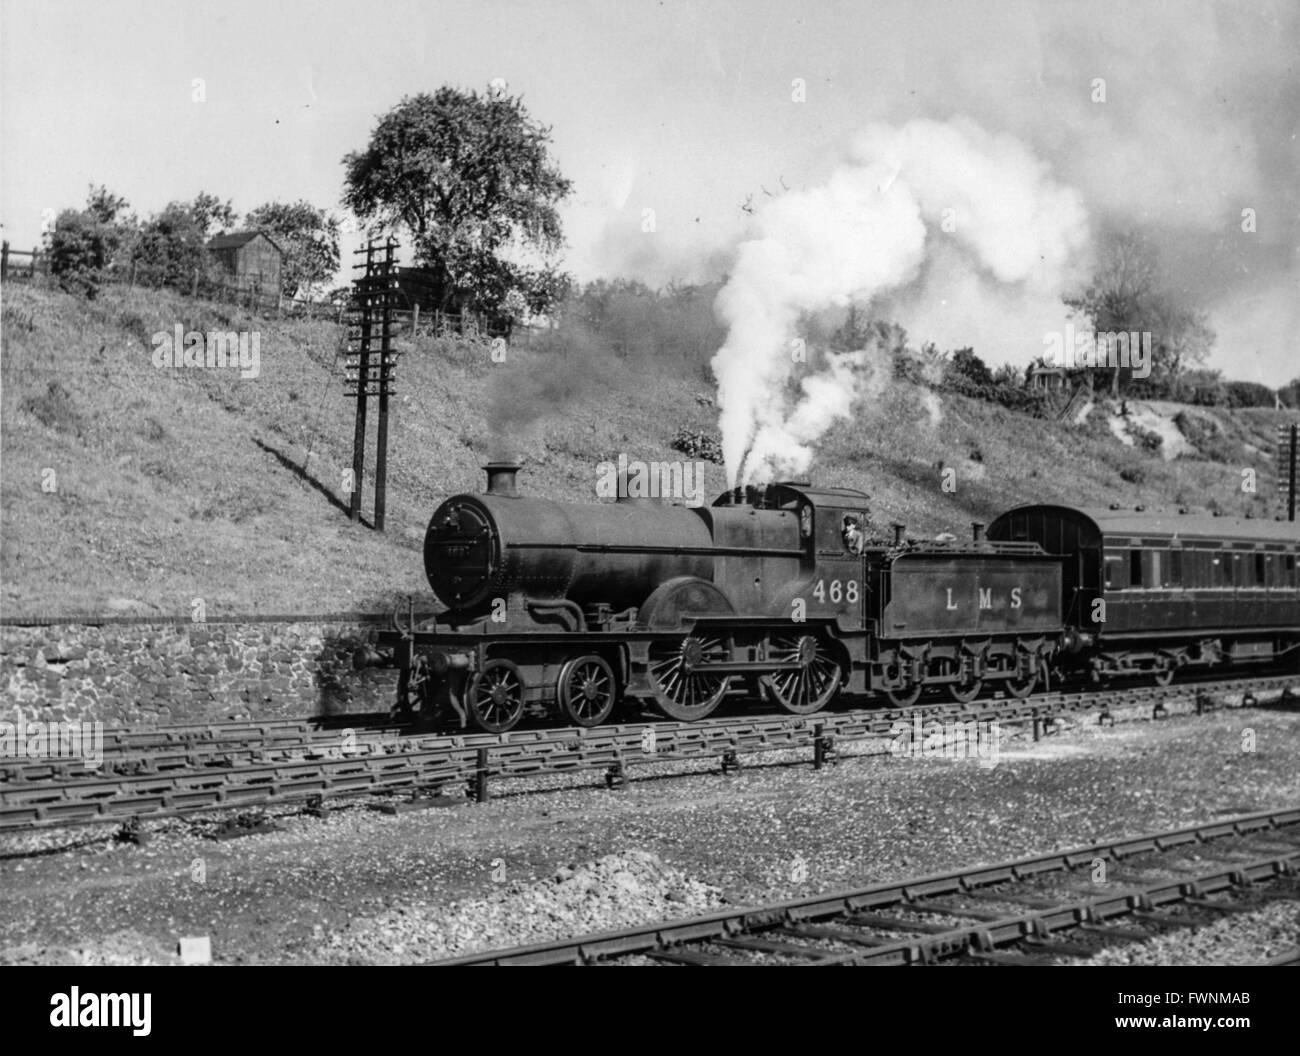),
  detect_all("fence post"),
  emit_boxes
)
[412,303,419,334]
[1,241,8,281]
[32,246,40,275]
